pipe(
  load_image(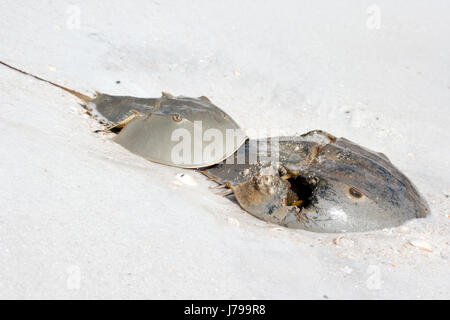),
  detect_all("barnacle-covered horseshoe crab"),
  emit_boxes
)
[0,61,430,233]
[202,131,430,232]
